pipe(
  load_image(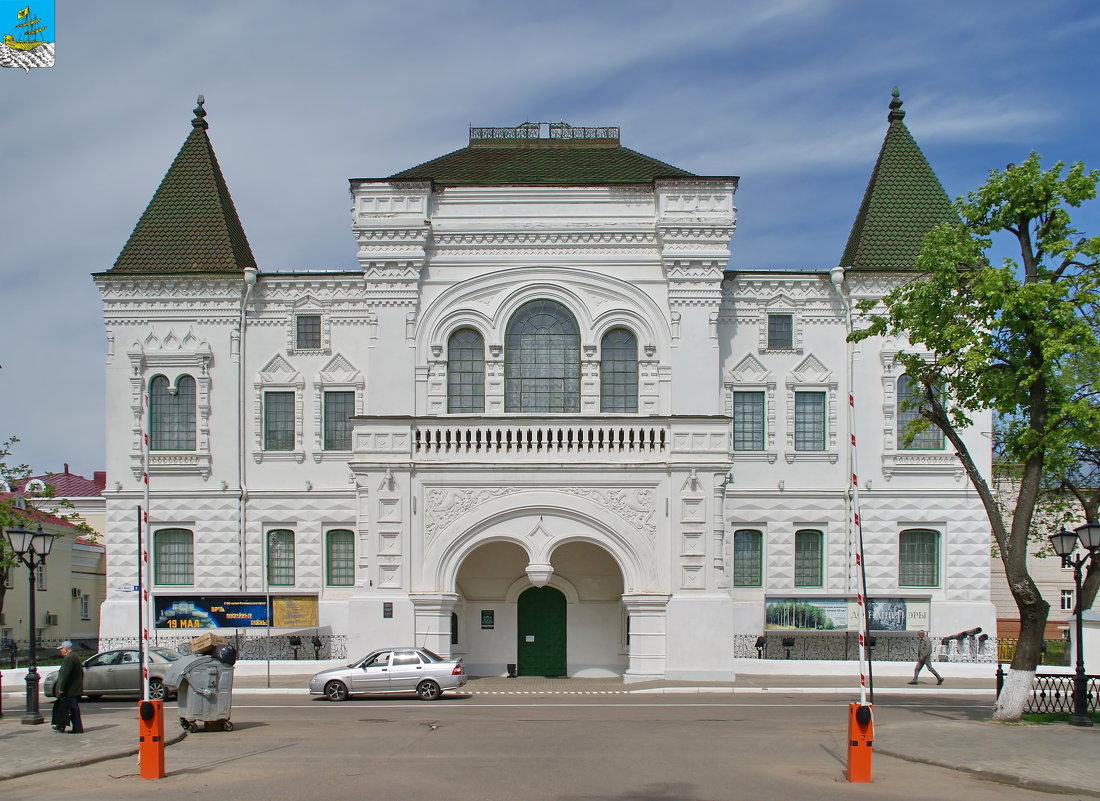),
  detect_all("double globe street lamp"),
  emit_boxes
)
[1048,521,1100,728]
[4,517,55,725]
